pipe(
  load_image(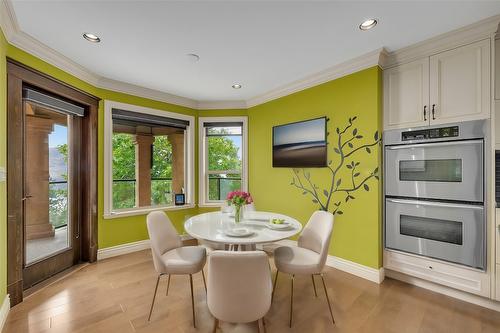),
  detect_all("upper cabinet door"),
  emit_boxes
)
[429,39,491,125]
[384,58,430,130]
